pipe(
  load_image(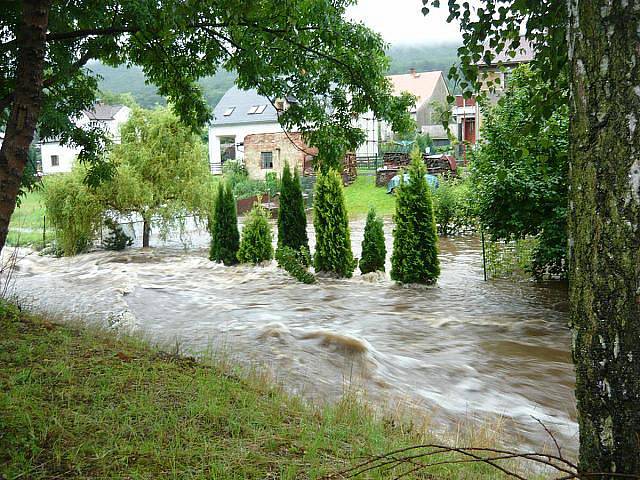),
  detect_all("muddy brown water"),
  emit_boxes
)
[5,219,576,456]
